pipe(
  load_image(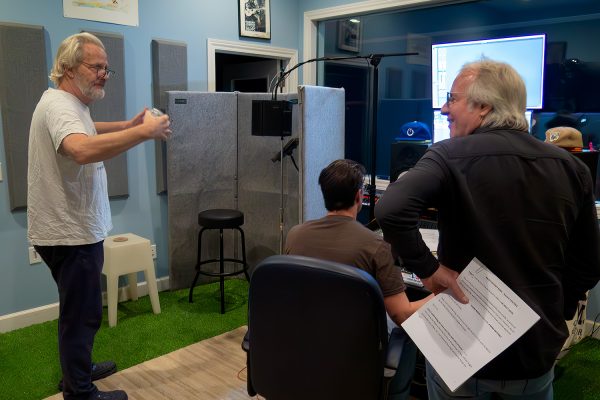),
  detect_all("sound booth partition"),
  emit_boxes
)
[166,86,345,289]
